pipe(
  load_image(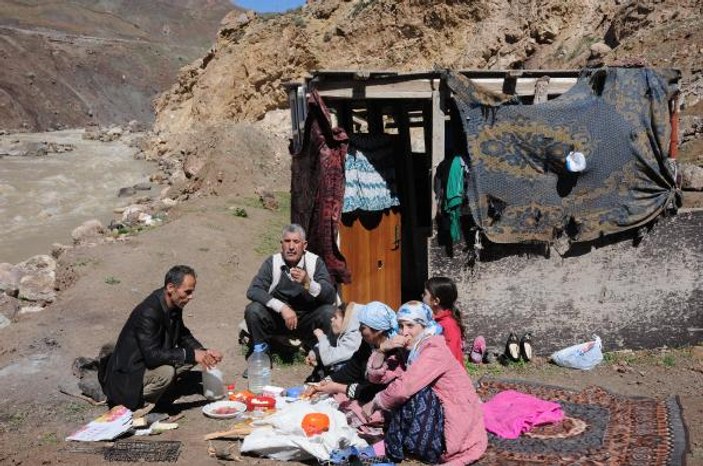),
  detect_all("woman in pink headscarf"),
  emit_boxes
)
[364,301,487,465]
